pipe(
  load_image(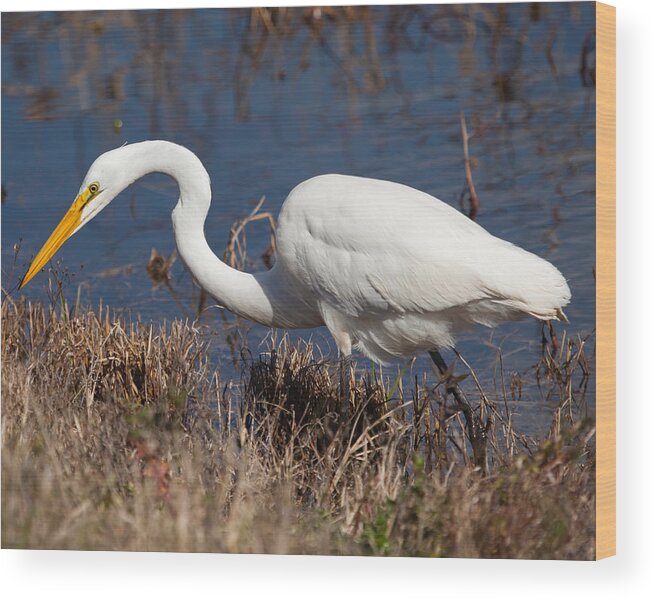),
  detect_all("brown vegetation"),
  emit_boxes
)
[1,298,594,558]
